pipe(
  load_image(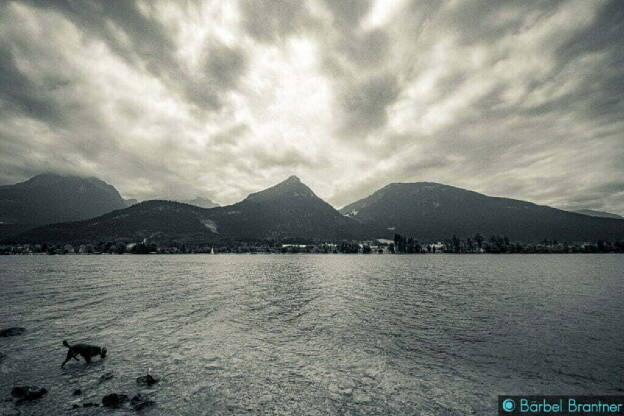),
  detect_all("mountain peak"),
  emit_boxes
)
[384,182,448,190]
[24,173,77,186]
[284,175,301,184]
[245,176,315,203]
[22,173,110,189]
